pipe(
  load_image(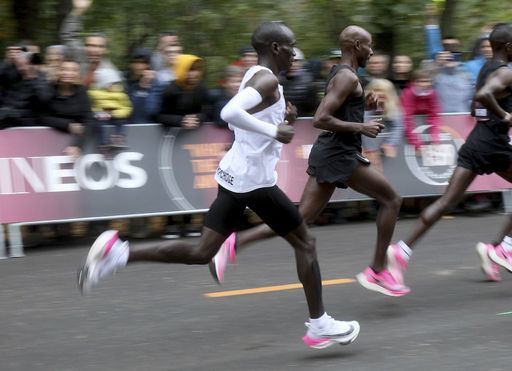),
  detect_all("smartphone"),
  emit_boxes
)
[355,152,371,165]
